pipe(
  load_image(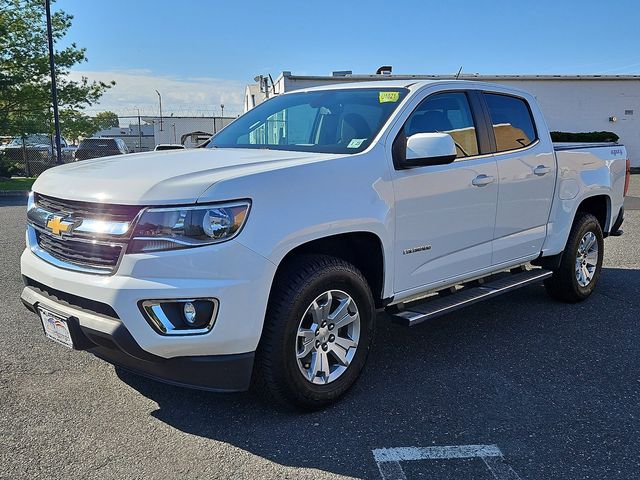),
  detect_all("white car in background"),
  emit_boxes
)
[154,144,186,151]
